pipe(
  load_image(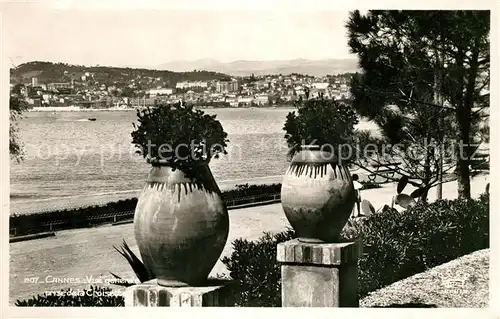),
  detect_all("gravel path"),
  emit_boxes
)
[360,249,489,308]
